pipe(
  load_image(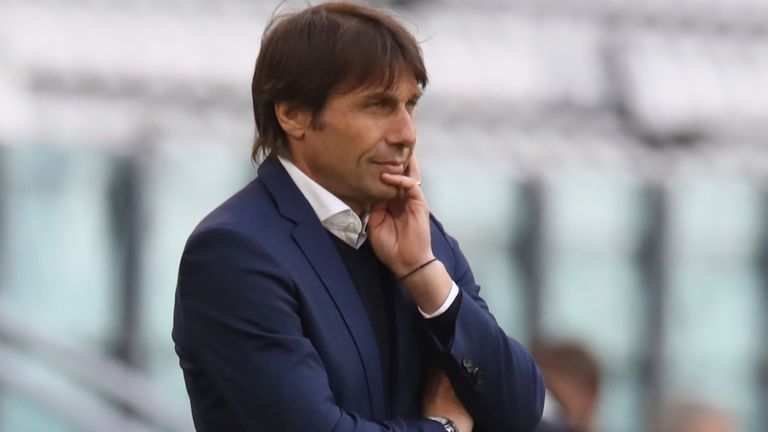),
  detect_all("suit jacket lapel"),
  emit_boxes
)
[257,157,385,419]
